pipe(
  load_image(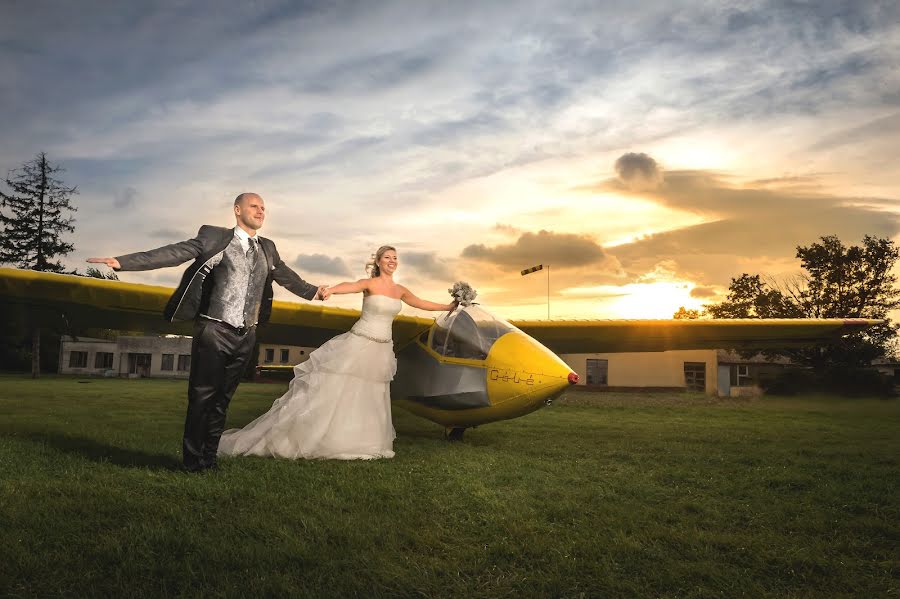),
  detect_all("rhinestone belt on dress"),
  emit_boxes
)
[350,329,392,343]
